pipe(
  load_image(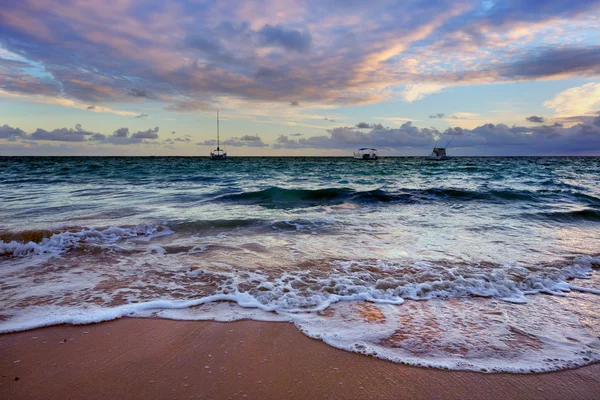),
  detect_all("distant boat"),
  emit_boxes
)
[353,148,378,160]
[210,111,227,160]
[428,138,452,161]
[428,147,451,161]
